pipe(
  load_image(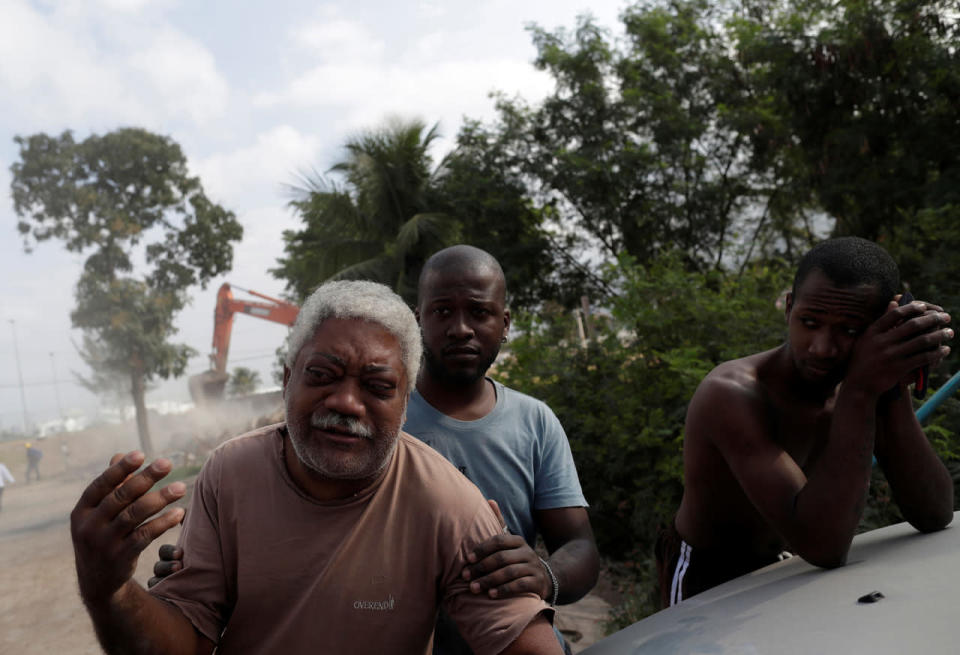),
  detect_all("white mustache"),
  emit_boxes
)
[310,412,373,439]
